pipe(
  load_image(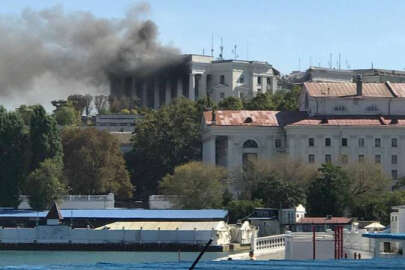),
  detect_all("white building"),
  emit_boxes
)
[95,114,139,132]
[202,79,405,181]
[110,54,280,108]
